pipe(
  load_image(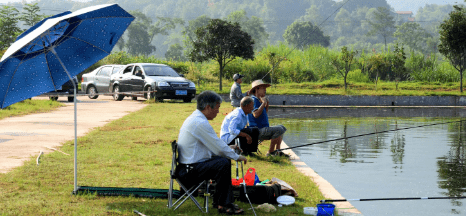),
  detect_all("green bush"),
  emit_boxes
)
[347,69,370,83]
